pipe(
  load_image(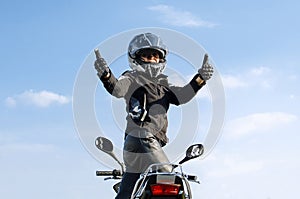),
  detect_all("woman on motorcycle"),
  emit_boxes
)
[94,32,213,199]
